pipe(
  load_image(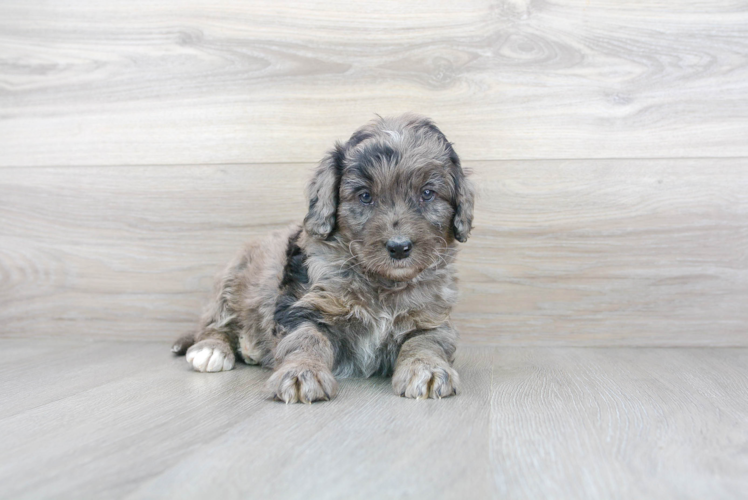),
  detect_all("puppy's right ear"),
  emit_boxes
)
[304,143,345,239]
